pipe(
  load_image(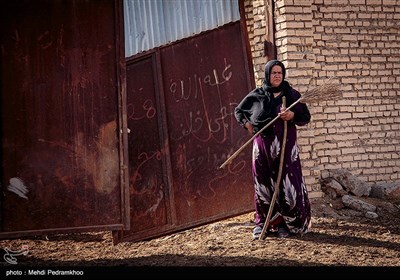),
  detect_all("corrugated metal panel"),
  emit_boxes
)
[124,0,240,57]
